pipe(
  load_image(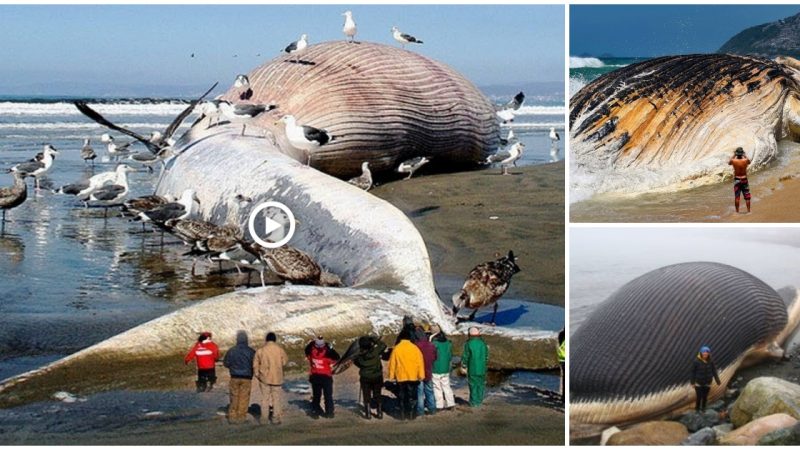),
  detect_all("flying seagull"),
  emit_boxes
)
[391,26,423,48]
[74,81,219,154]
[496,91,525,123]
